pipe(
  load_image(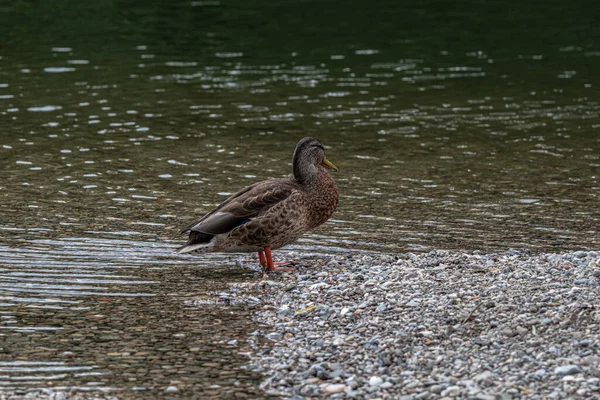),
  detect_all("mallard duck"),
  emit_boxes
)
[177,137,339,272]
